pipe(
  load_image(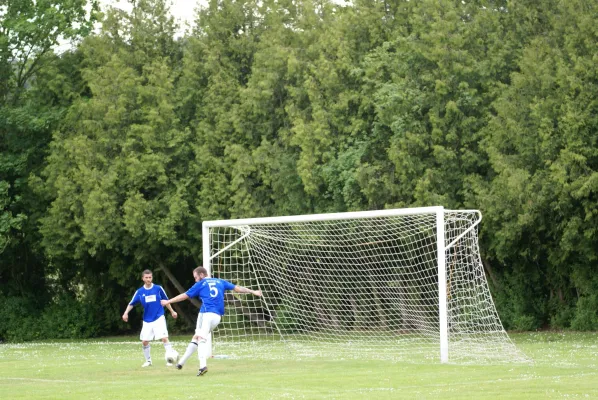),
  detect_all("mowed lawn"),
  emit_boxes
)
[0,332,596,399]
